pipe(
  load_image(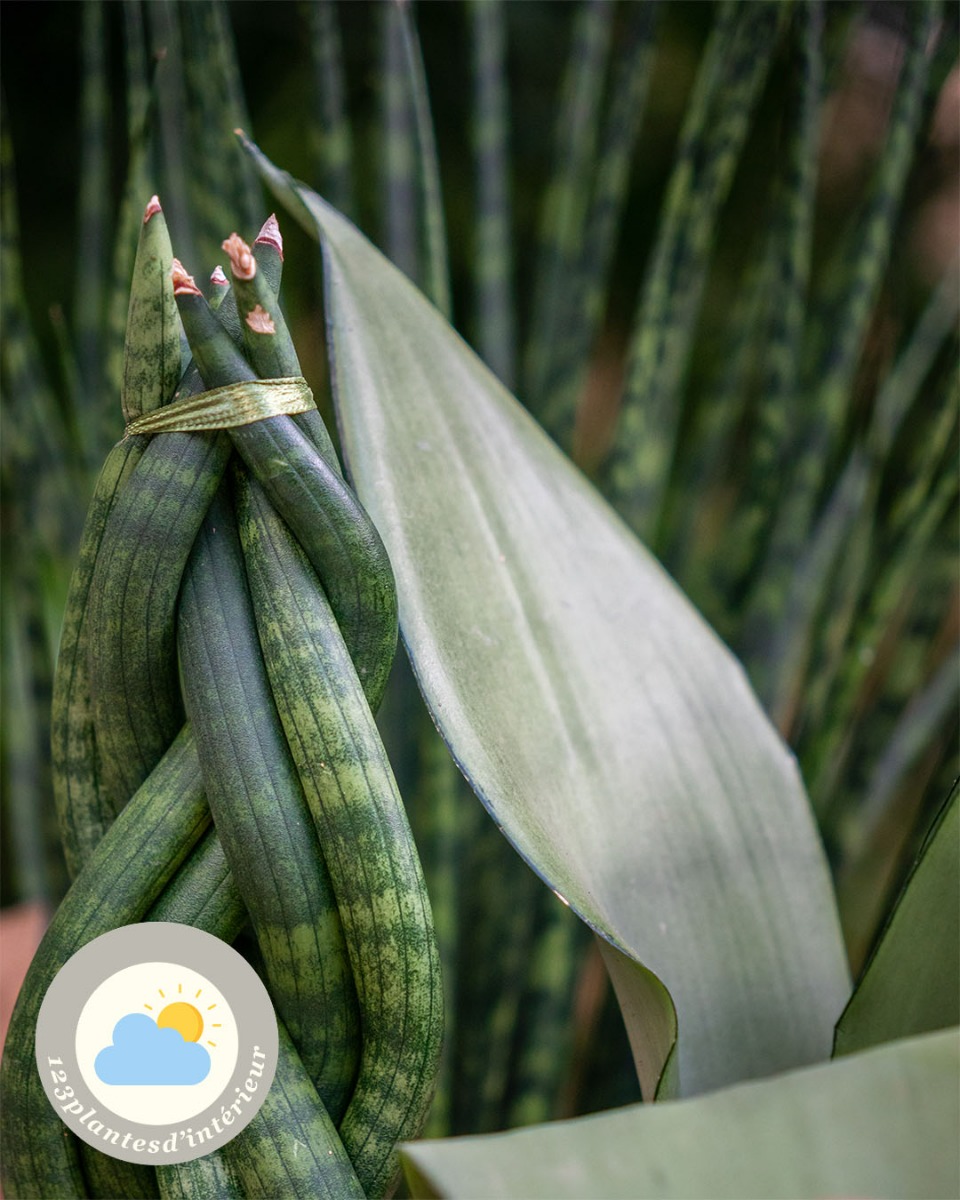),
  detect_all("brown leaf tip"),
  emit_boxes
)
[221,232,256,281]
[210,265,229,287]
[254,213,283,260]
[245,304,276,335]
[170,259,202,296]
[143,195,162,224]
